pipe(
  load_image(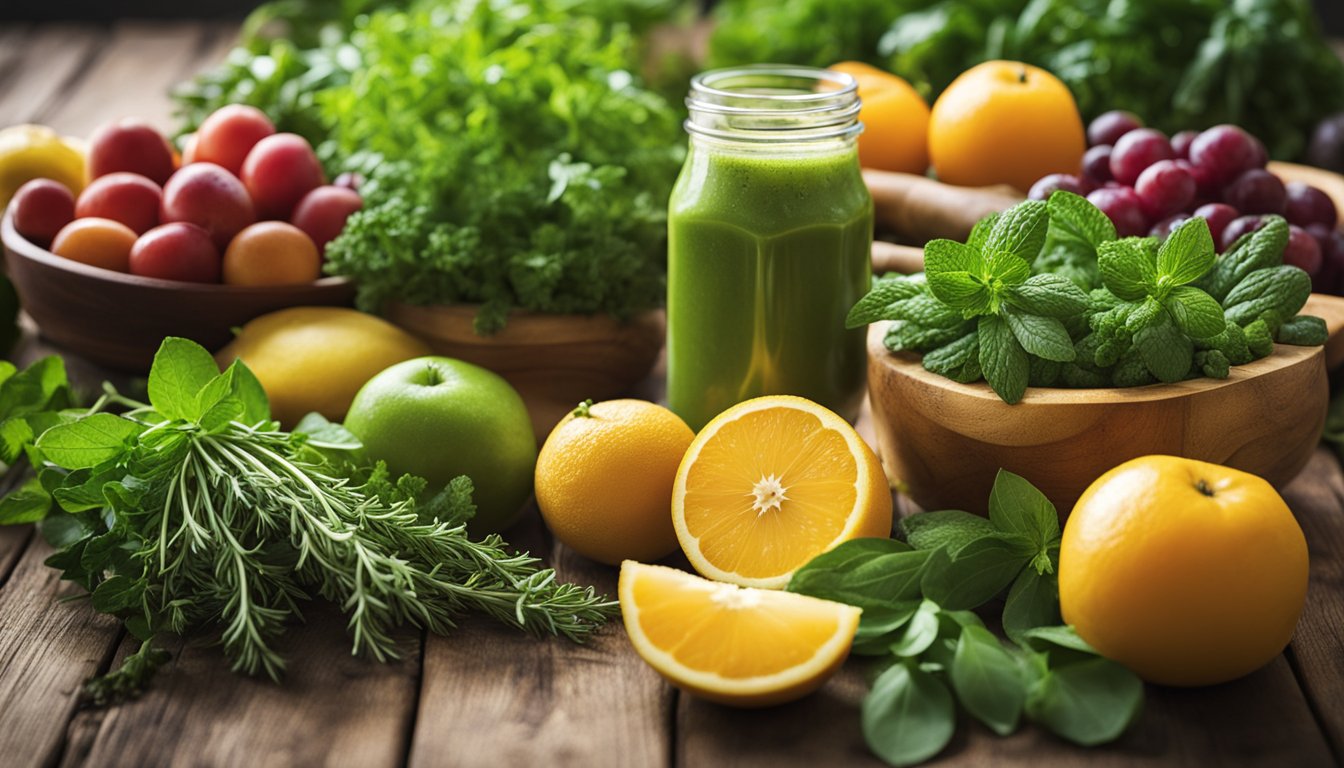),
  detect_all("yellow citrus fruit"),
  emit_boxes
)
[535,399,695,565]
[619,560,860,707]
[216,307,431,427]
[928,60,1086,193]
[830,61,930,174]
[671,395,893,589]
[1059,455,1309,687]
[0,124,87,206]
